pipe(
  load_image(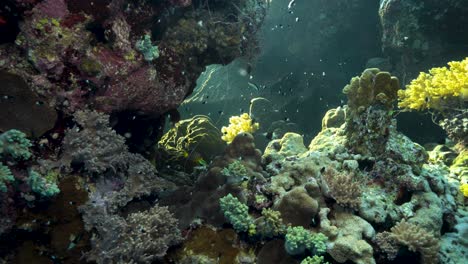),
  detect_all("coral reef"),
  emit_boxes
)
[0,1,466,263]
[0,129,60,236]
[0,0,267,144]
[343,68,400,157]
